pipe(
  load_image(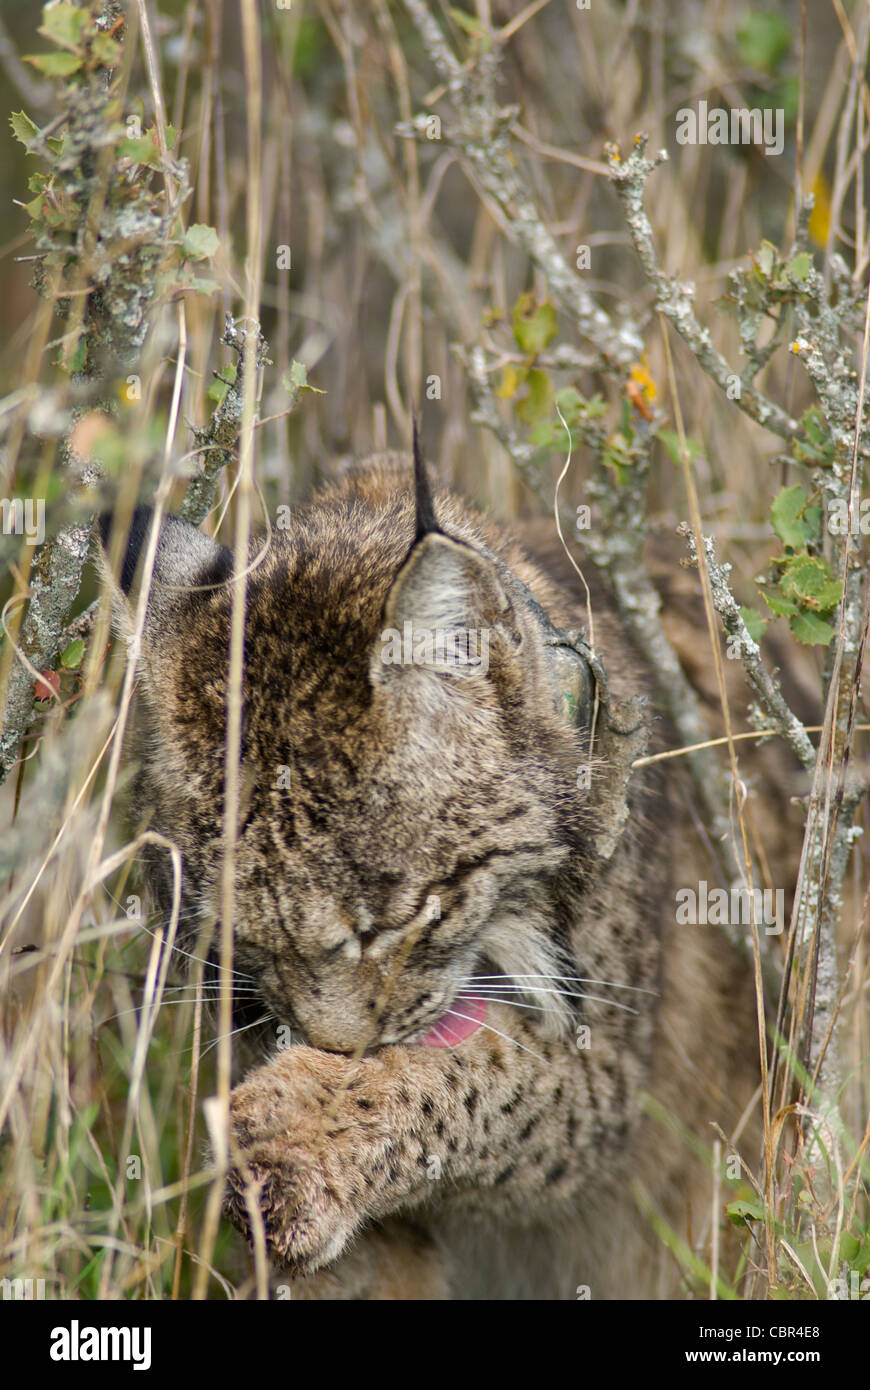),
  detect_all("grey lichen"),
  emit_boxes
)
[180,317,272,528]
[1,1,197,783]
[678,525,816,771]
[607,134,801,439]
[402,0,642,370]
